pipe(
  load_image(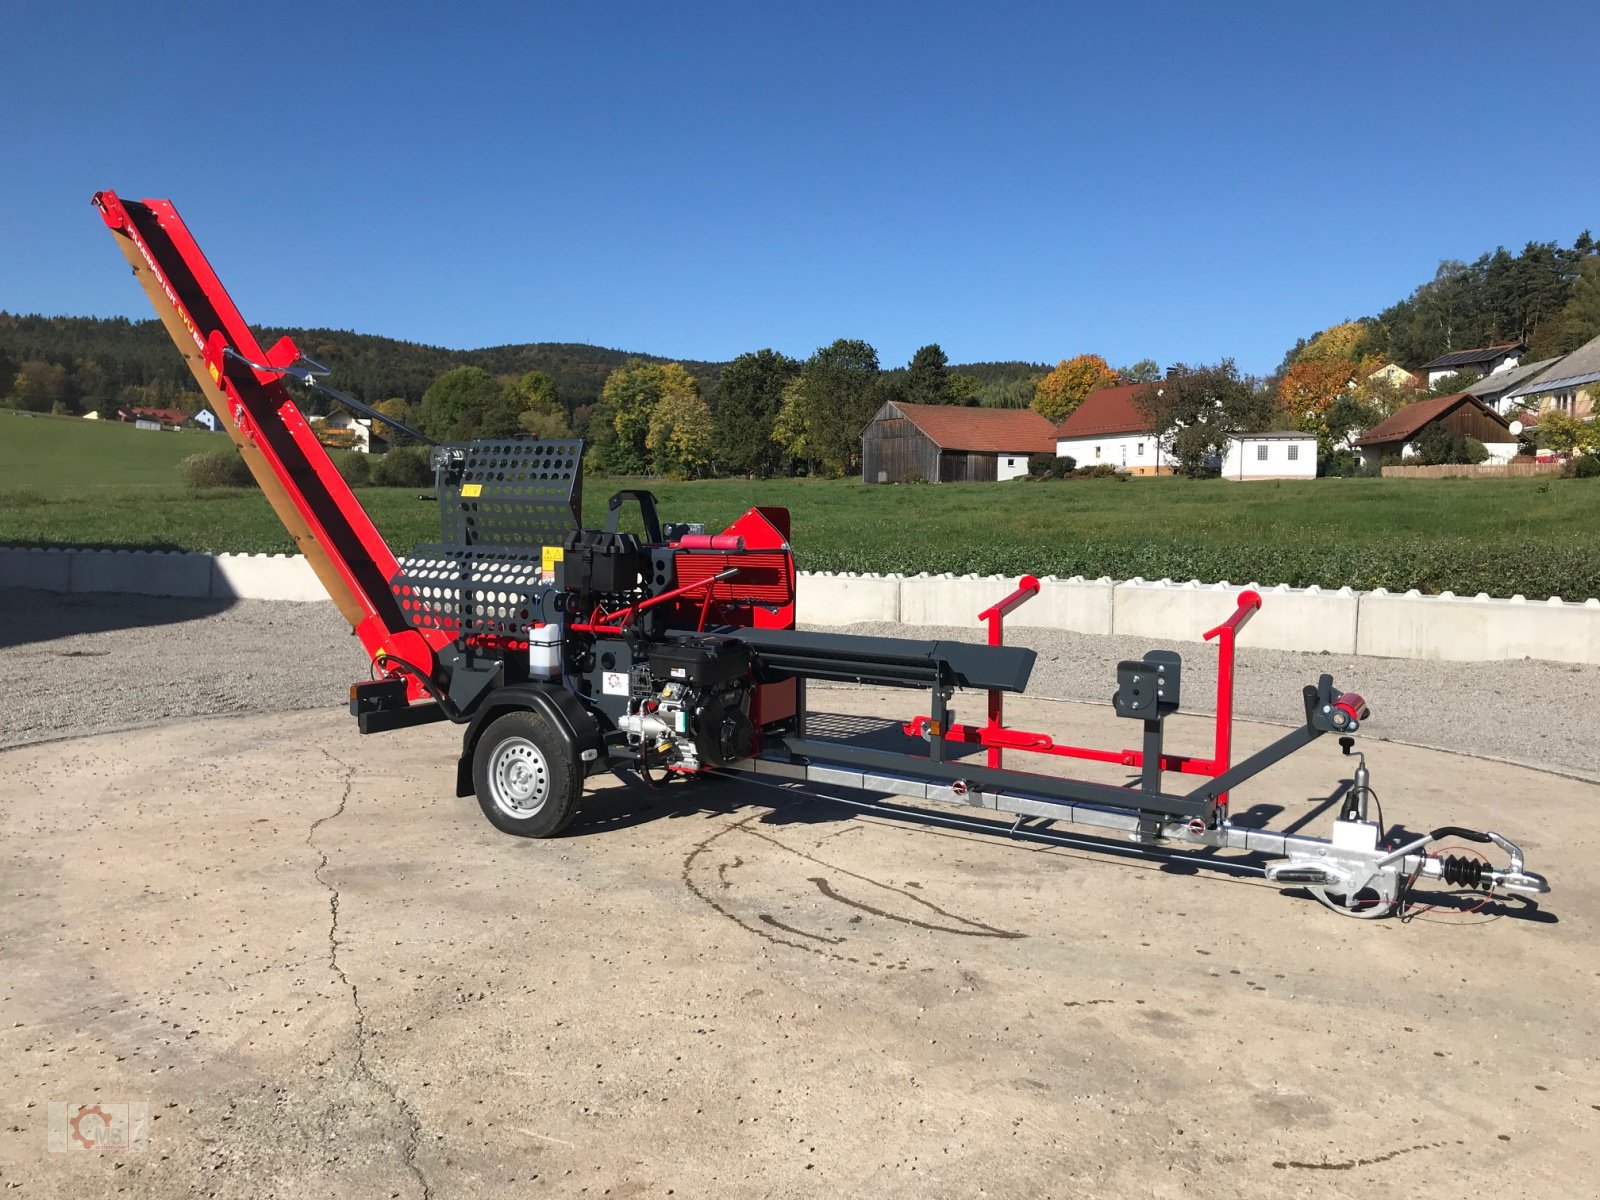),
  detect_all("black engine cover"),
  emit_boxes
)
[647,636,752,690]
